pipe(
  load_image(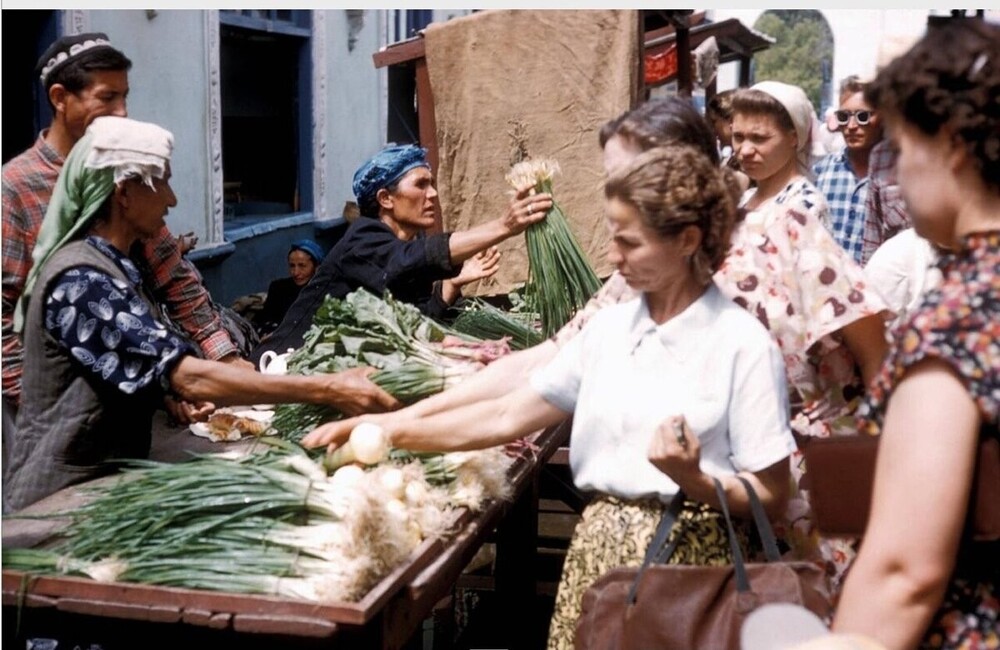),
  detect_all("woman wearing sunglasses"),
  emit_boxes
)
[813,78,885,263]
